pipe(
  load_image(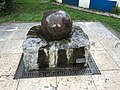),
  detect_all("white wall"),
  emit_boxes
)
[118,0,120,7]
[79,0,90,8]
[56,0,62,3]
